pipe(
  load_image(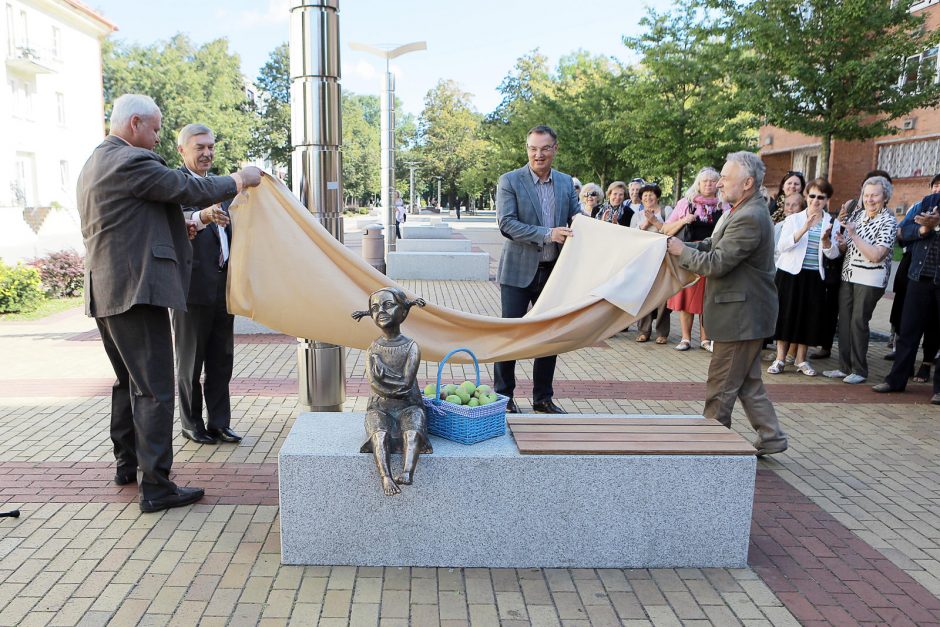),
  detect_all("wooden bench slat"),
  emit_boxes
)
[515,441,756,455]
[514,432,747,443]
[509,424,733,434]
[508,416,710,426]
